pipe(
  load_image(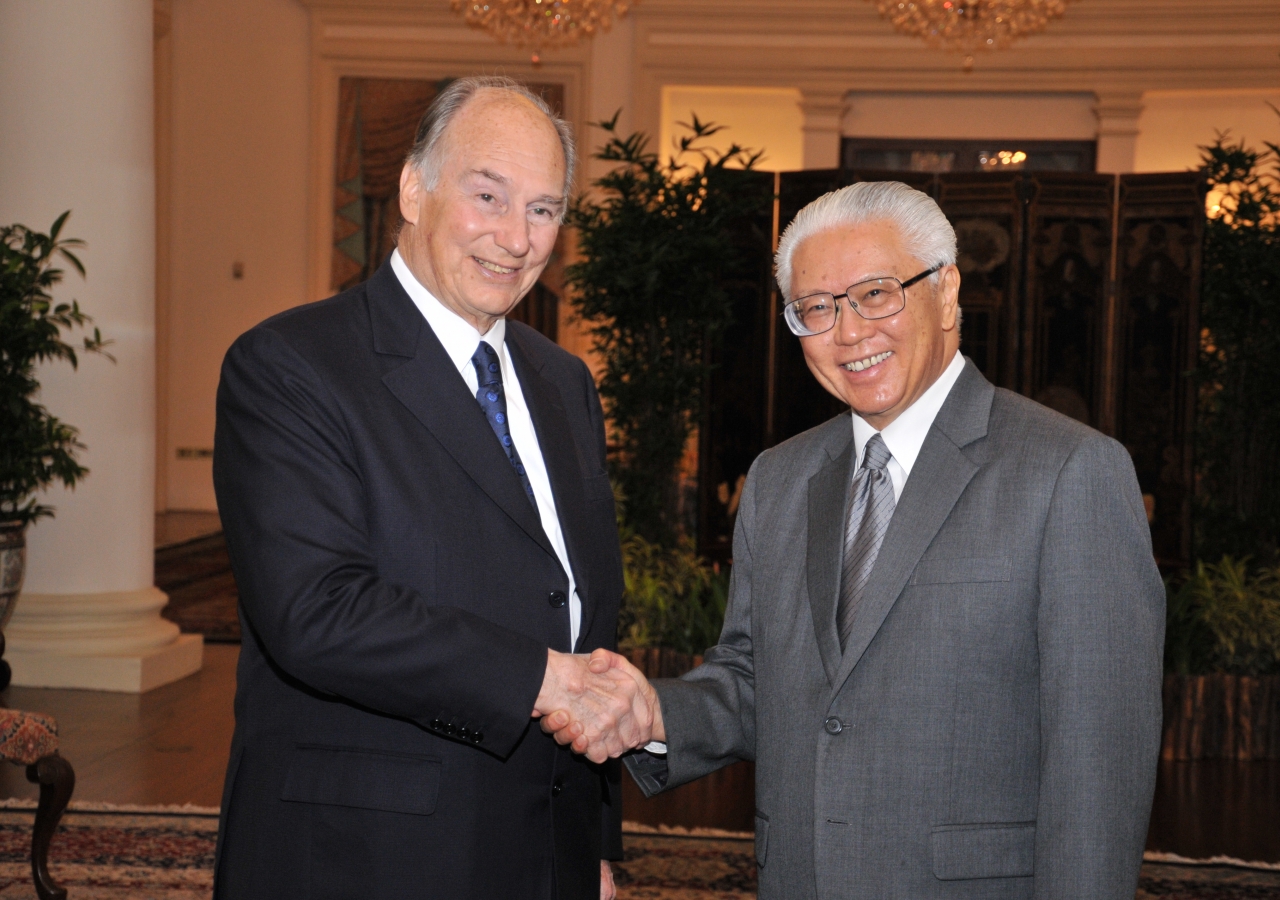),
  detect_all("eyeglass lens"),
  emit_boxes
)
[787,278,906,335]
